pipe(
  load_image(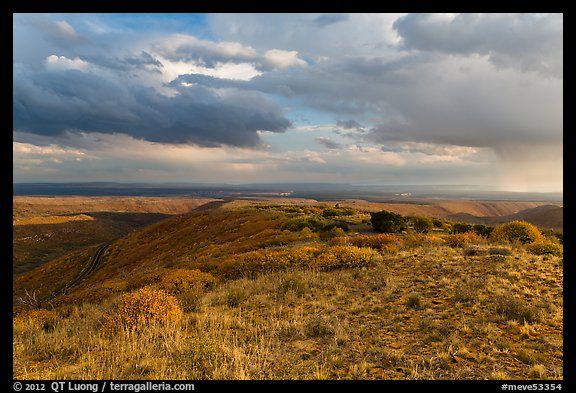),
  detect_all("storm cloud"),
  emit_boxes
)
[13,13,562,191]
[393,13,563,78]
[312,14,350,28]
[13,65,291,147]
[315,137,342,149]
